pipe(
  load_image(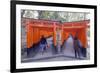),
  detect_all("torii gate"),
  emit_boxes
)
[26,19,90,49]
